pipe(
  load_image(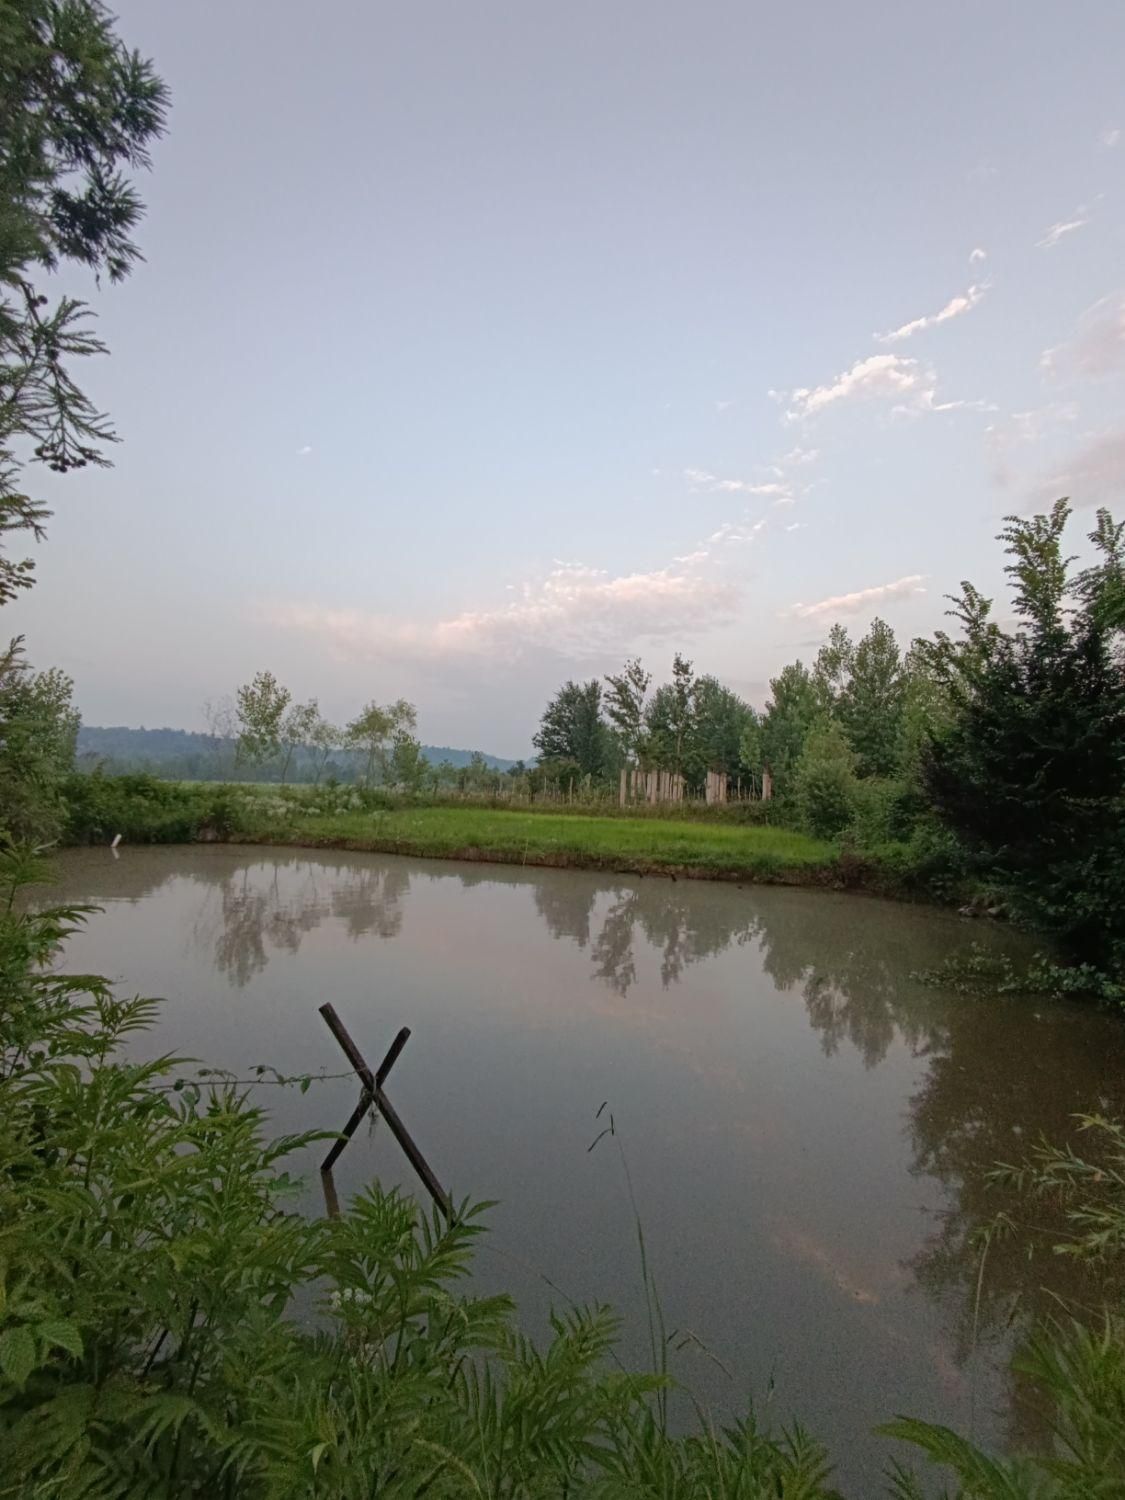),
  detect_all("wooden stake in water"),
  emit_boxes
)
[318,1003,453,1221]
